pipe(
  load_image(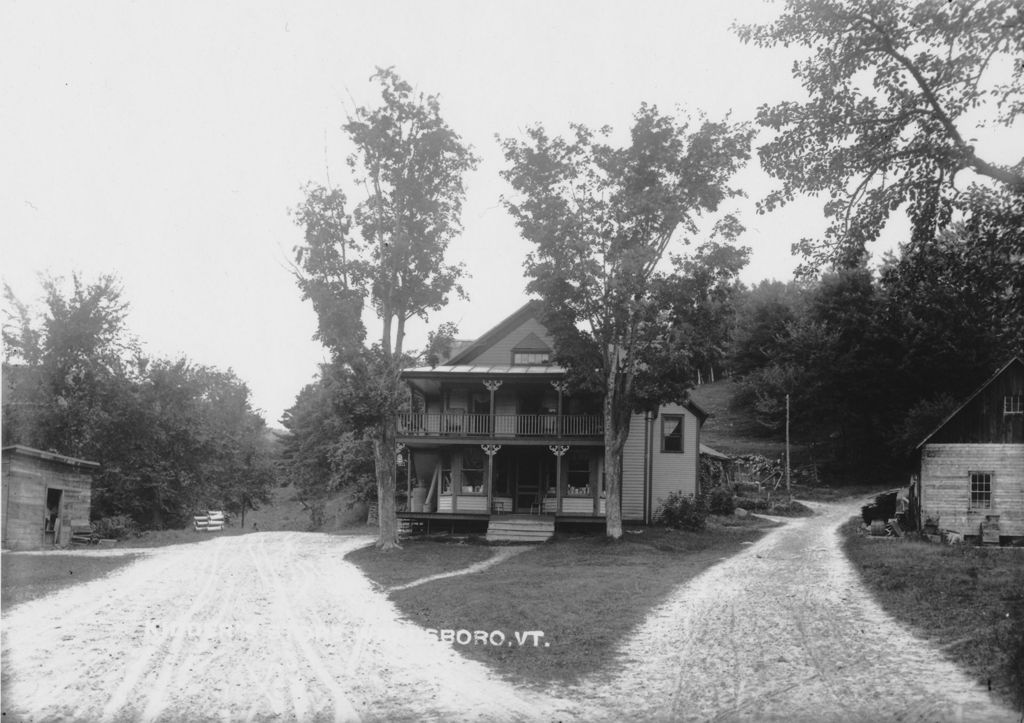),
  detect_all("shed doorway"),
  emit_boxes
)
[44,487,62,545]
